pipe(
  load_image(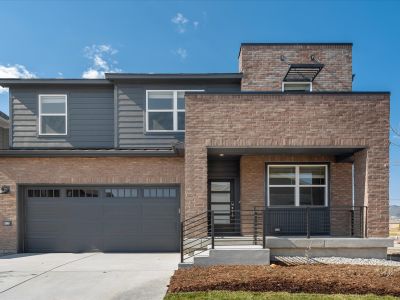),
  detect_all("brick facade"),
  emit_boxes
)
[239,44,352,91]
[184,92,389,237]
[0,156,184,253]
